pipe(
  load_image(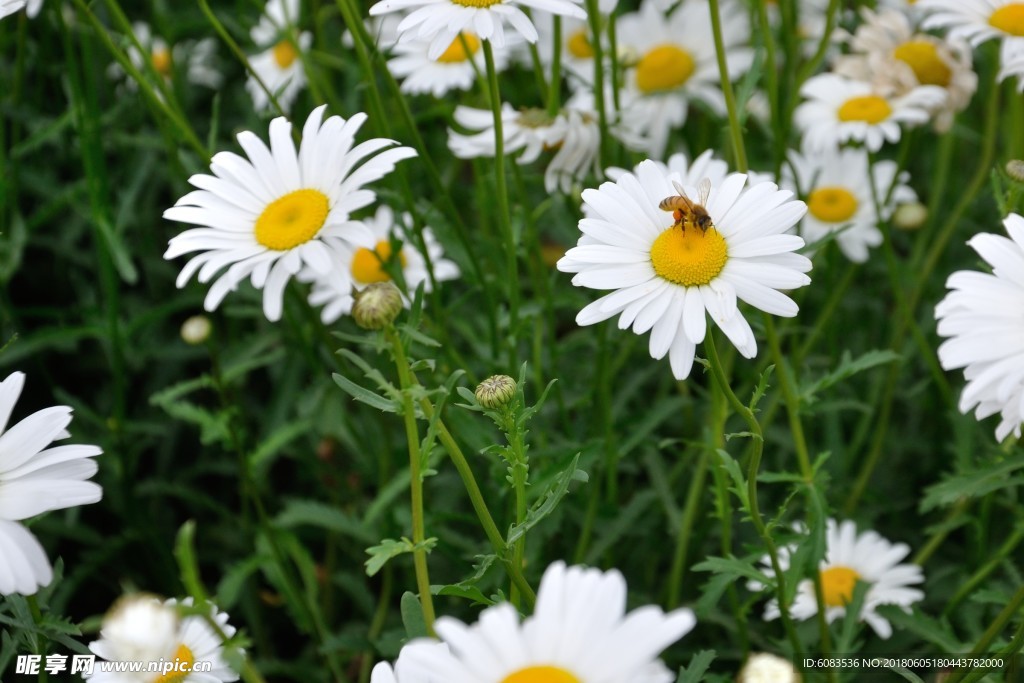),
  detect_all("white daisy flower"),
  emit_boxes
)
[615,0,753,159]
[251,0,300,46]
[795,73,947,152]
[557,162,812,380]
[108,23,223,91]
[163,105,416,322]
[376,561,695,683]
[999,37,1024,90]
[754,519,924,639]
[246,32,313,113]
[369,0,586,61]
[301,205,460,323]
[88,596,240,683]
[935,213,1024,441]
[388,32,509,97]
[86,595,179,669]
[737,653,800,683]
[782,147,916,263]
[448,98,600,192]
[0,0,25,19]
[0,372,102,596]
[605,149,730,186]
[834,8,976,132]
[920,0,1024,46]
